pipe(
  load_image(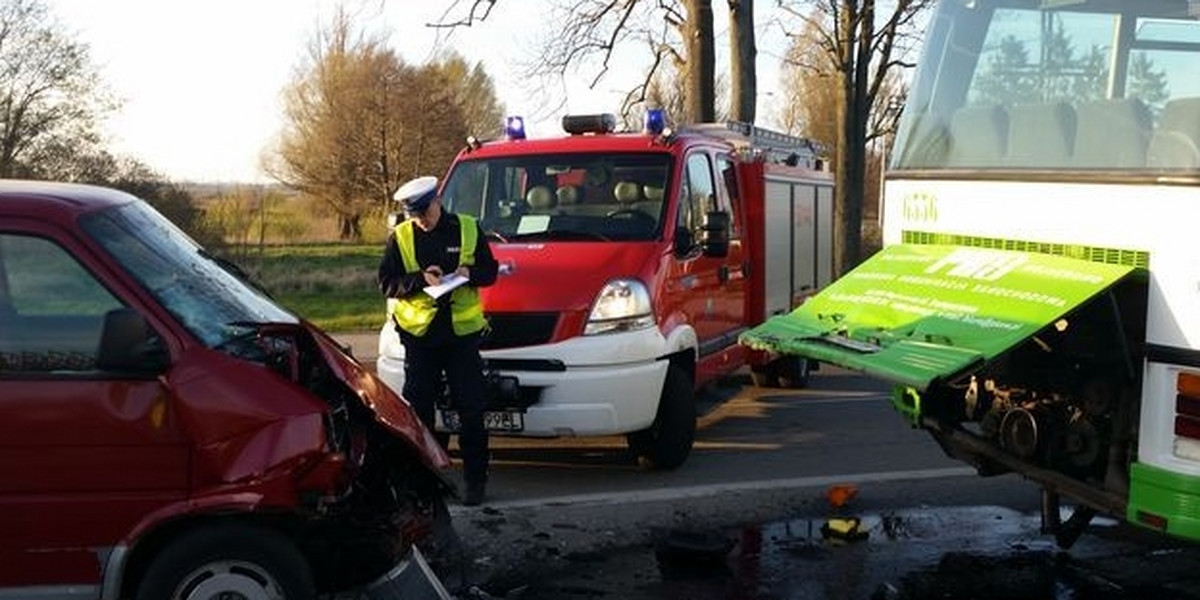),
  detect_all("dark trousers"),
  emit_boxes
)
[402,334,489,485]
